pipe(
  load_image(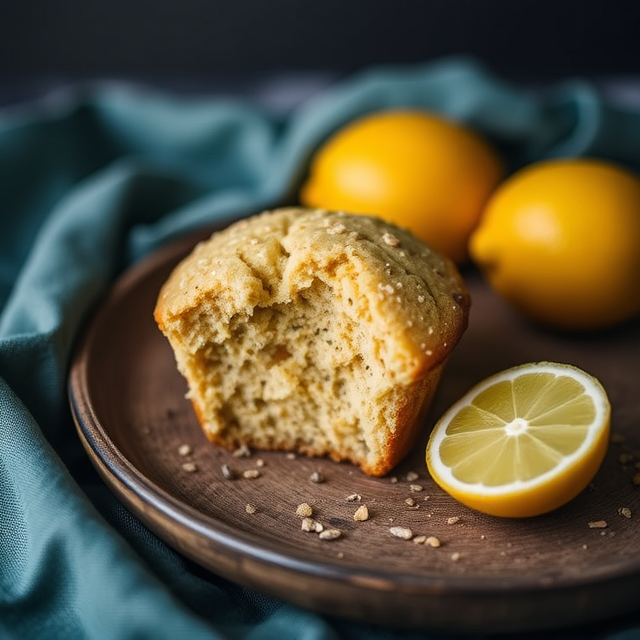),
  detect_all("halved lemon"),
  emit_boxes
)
[426,362,611,517]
